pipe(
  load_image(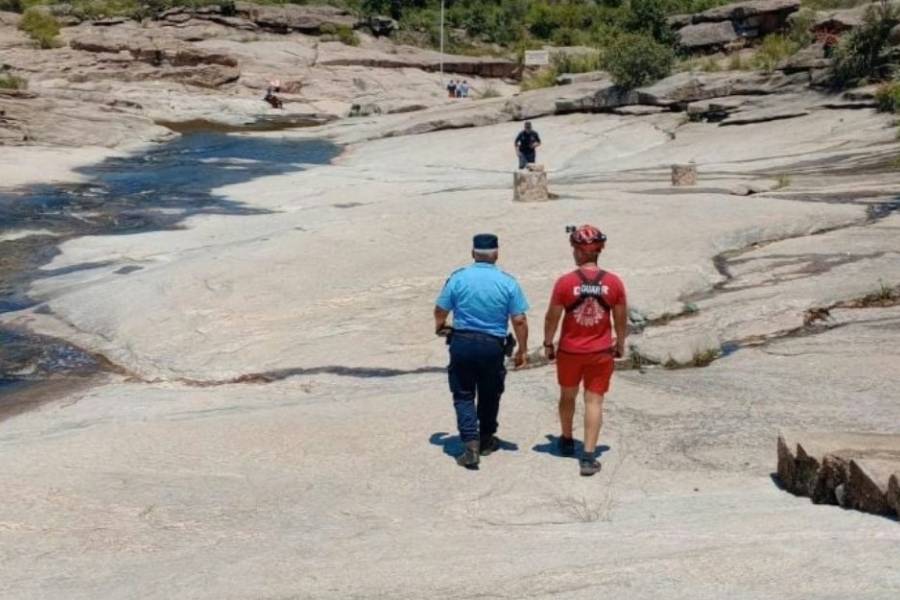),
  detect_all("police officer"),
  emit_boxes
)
[434,234,530,469]
[514,121,542,169]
